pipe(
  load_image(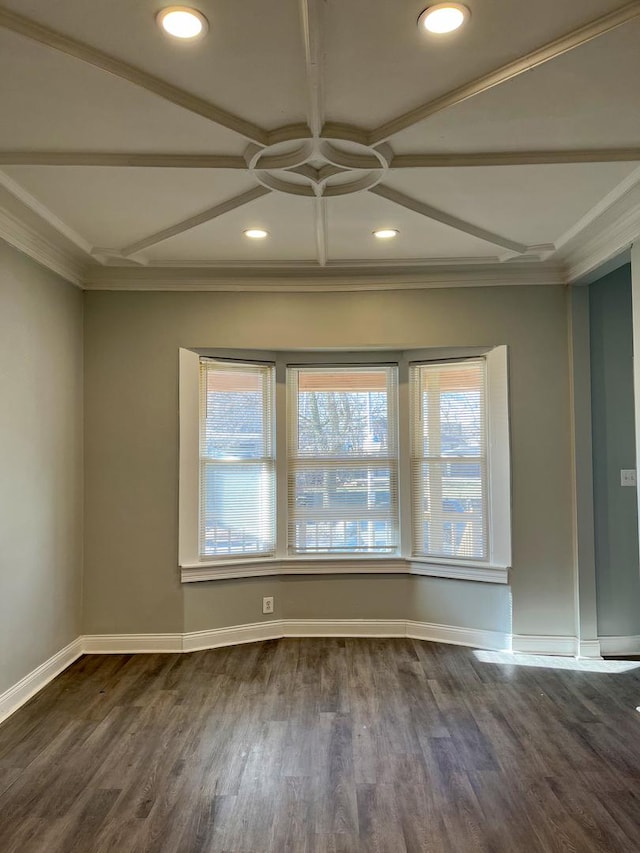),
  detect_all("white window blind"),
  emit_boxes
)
[410,359,488,561]
[199,359,275,559]
[287,366,399,554]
